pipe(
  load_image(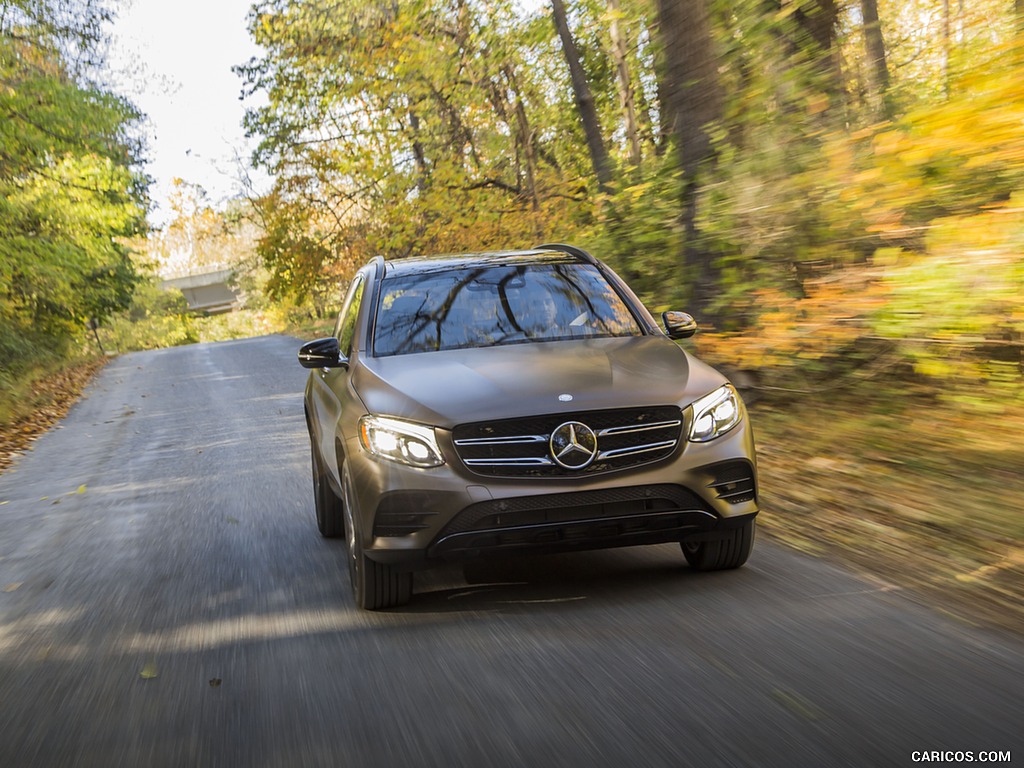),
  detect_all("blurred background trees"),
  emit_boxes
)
[240,0,1024,395]
[0,0,148,417]
[2,0,1021,414]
